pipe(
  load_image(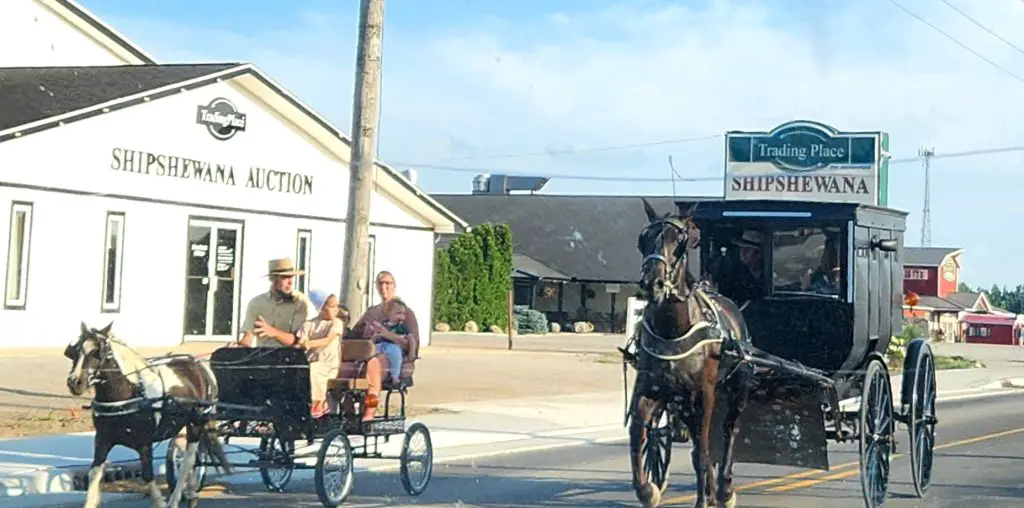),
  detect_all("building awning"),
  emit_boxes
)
[961,313,1016,326]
